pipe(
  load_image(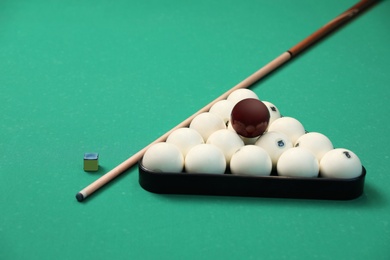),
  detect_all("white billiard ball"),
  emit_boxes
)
[189,112,226,141]
[262,101,282,127]
[320,148,362,179]
[230,145,272,176]
[226,89,259,106]
[239,136,260,145]
[227,120,235,132]
[185,144,226,174]
[166,127,204,157]
[209,99,234,125]
[206,129,244,163]
[142,142,184,173]
[226,121,260,145]
[277,147,319,177]
[255,131,293,167]
[268,117,305,144]
[295,132,333,161]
